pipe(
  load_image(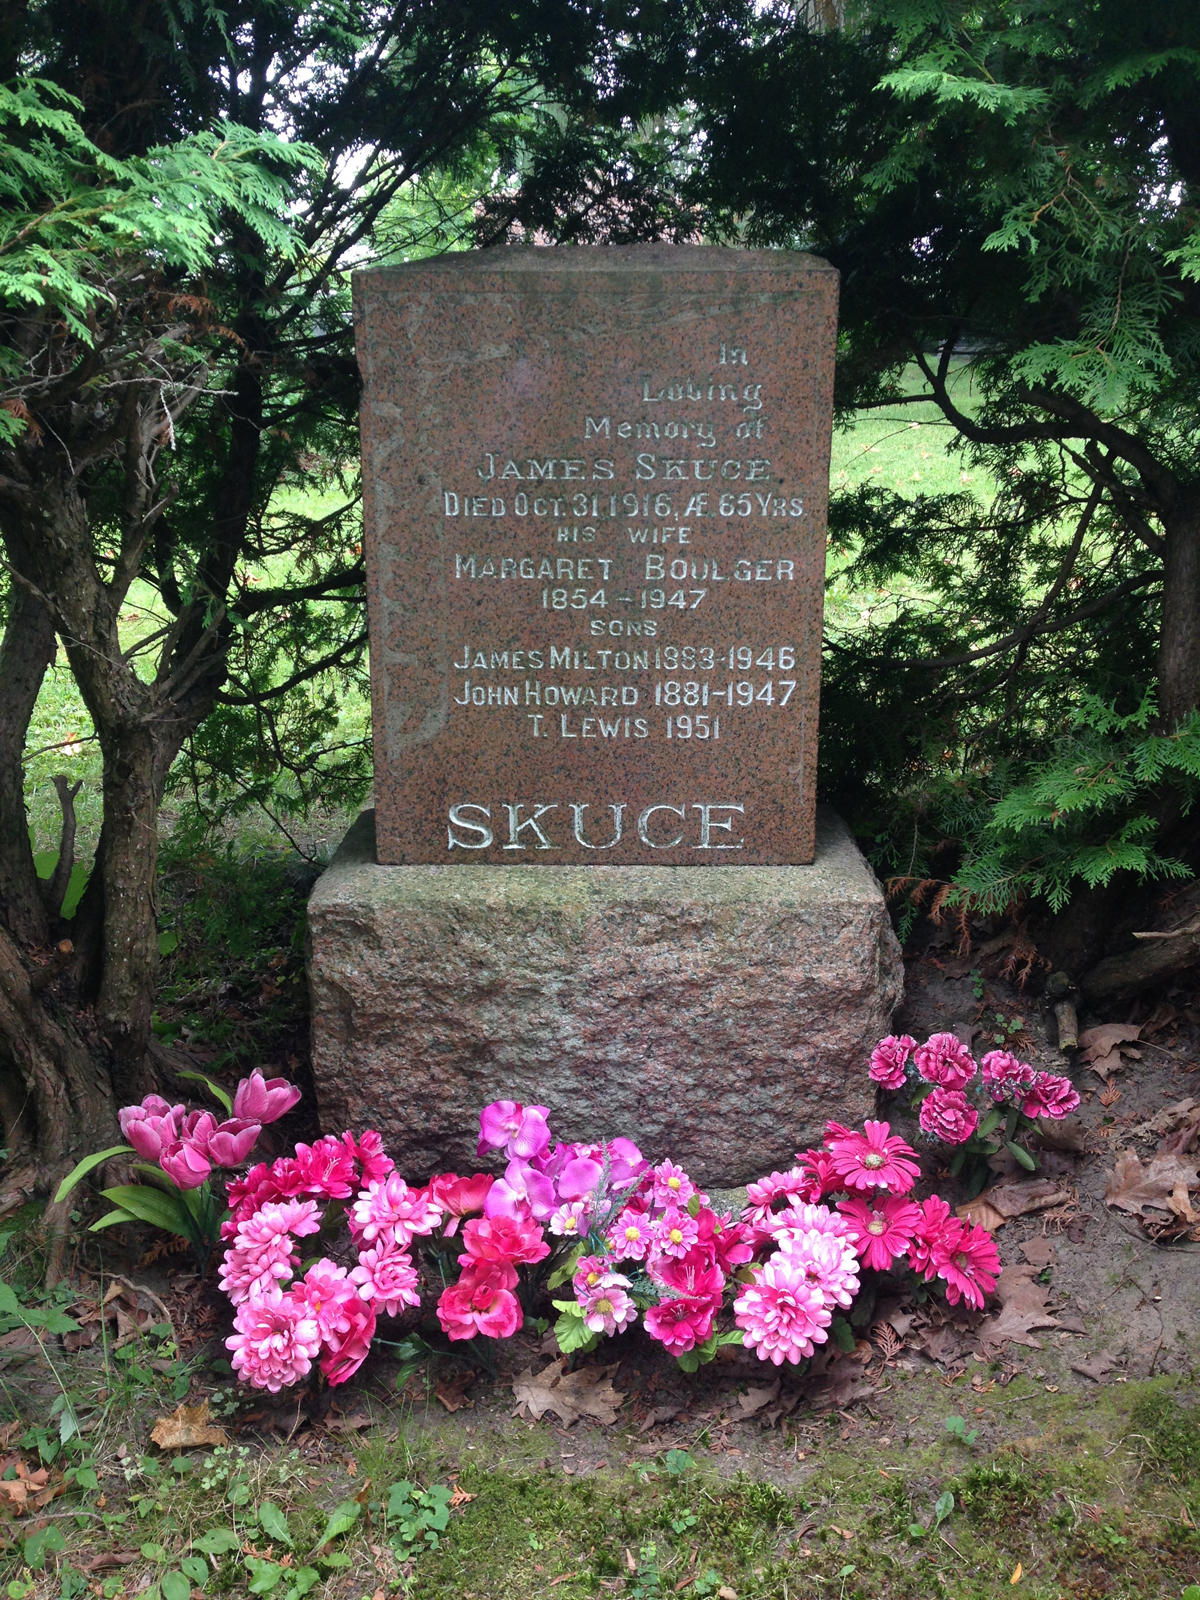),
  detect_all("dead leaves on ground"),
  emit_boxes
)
[1078,1023,1143,1079]
[0,1459,60,1513]
[149,1400,227,1450]
[1104,1111,1200,1238]
[957,1177,1073,1233]
[512,1362,625,1427]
